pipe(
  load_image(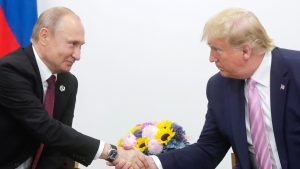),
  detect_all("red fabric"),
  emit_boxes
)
[0,7,20,58]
